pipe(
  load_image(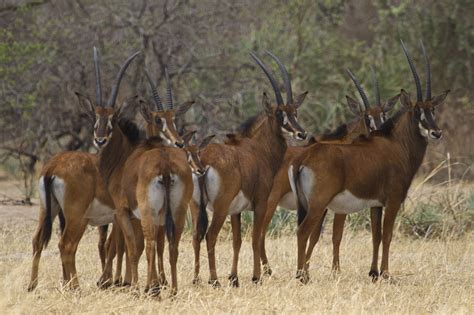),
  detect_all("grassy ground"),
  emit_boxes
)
[0,205,473,314]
